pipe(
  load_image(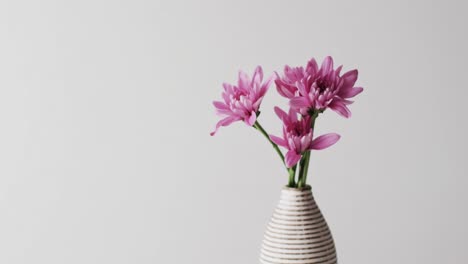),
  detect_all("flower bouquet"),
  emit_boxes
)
[211,56,363,264]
